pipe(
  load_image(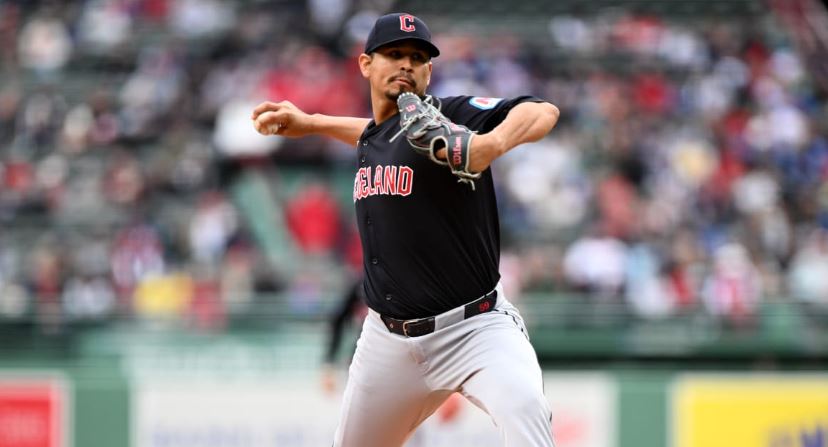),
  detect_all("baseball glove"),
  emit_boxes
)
[390,92,481,189]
